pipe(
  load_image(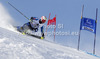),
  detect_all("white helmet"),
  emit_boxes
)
[40,16,47,23]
